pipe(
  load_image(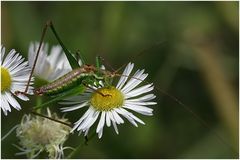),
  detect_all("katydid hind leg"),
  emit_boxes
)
[48,21,80,69]
[16,20,79,96]
[15,21,50,96]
